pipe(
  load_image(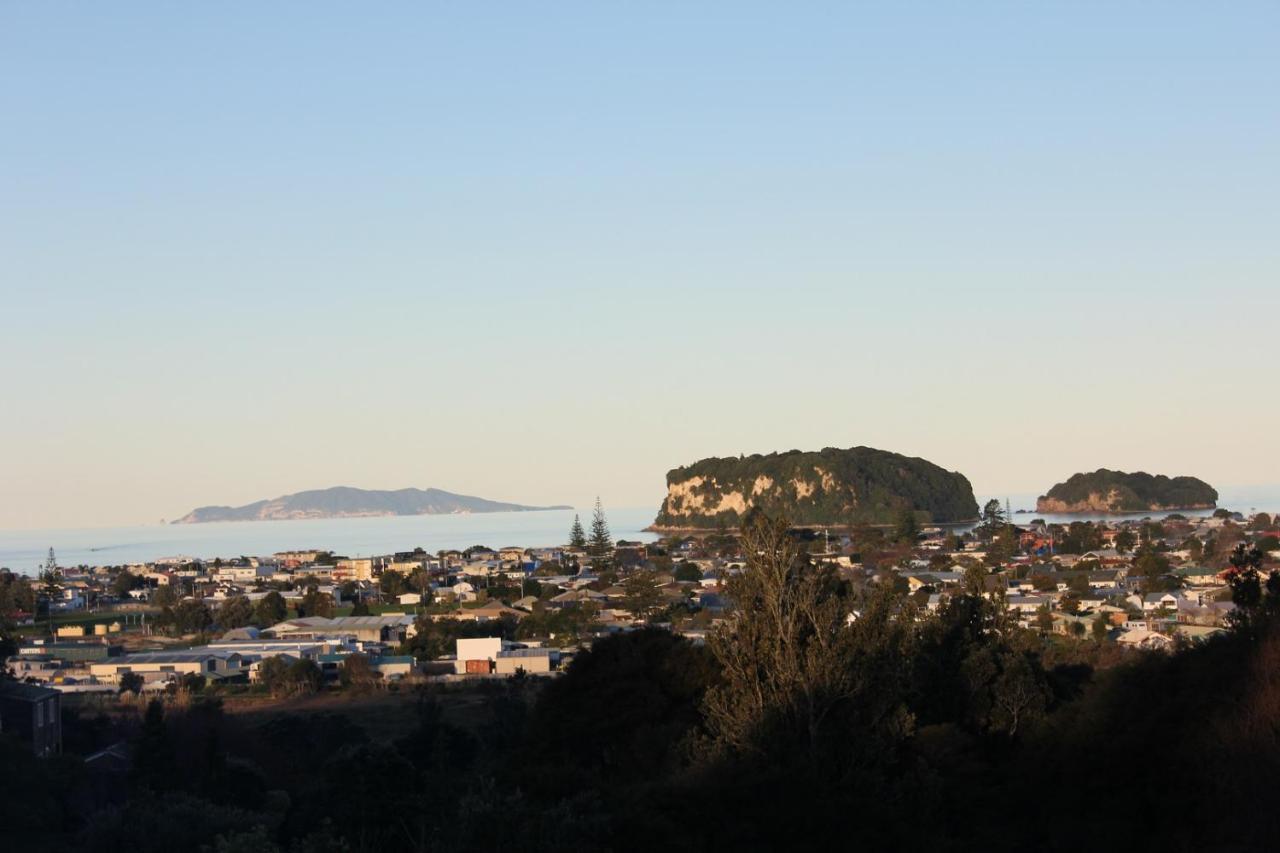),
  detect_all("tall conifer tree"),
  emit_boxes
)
[589,498,613,559]
[569,514,587,548]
